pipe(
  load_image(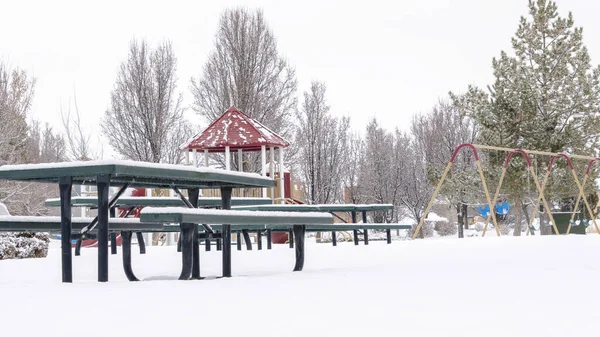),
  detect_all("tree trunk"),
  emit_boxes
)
[416,216,424,239]
[521,201,533,235]
[513,195,522,236]
[462,203,468,230]
[457,202,464,239]
[540,204,551,235]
